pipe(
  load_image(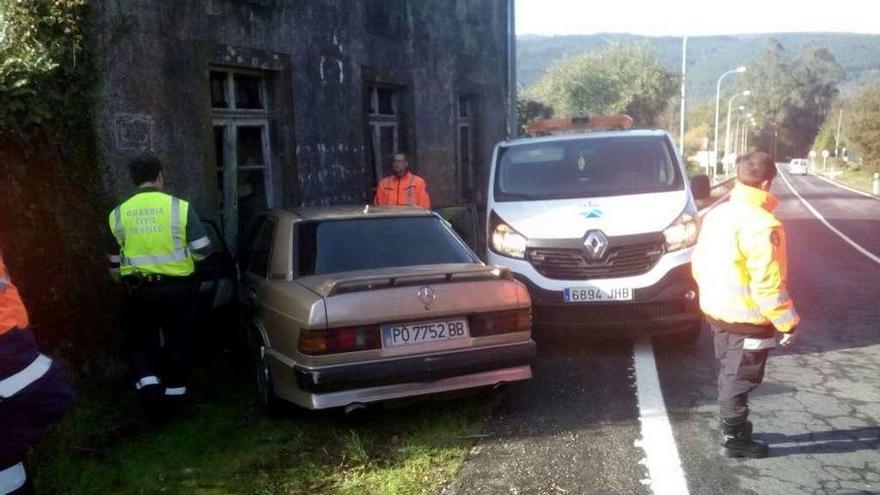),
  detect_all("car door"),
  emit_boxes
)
[435,203,485,260]
[193,220,239,359]
[237,216,276,311]
[195,220,237,312]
